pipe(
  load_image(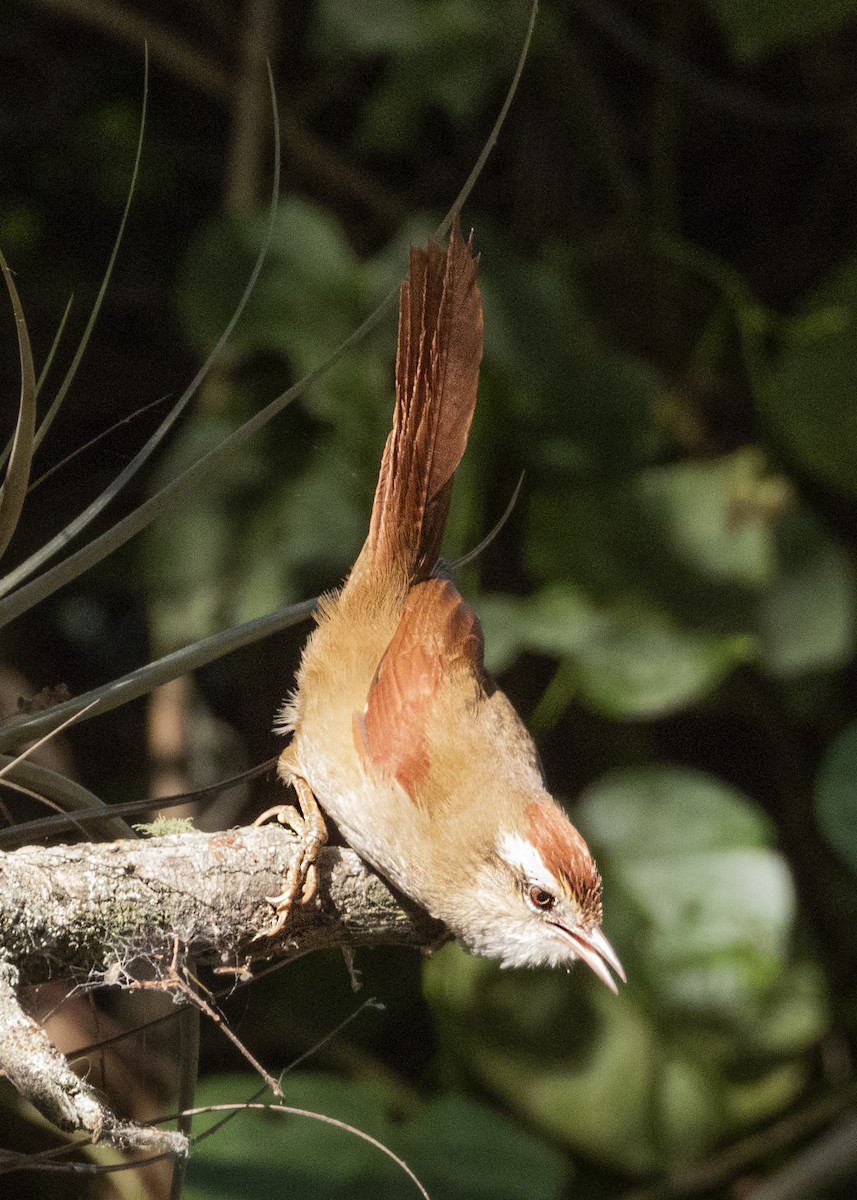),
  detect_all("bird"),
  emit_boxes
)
[258,217,624,990]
